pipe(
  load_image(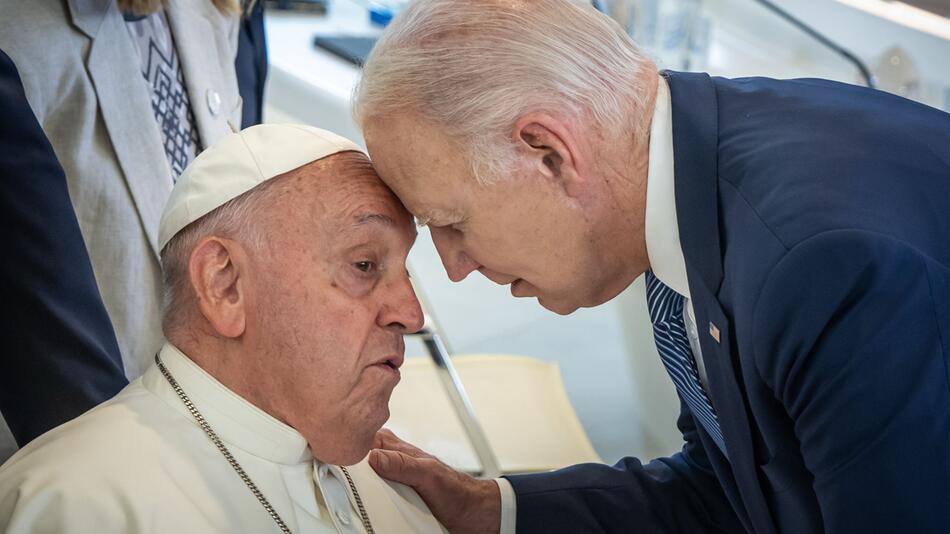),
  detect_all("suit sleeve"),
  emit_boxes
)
[505,396,744,533]
[752,230,950,533]
[0,49,128,446]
